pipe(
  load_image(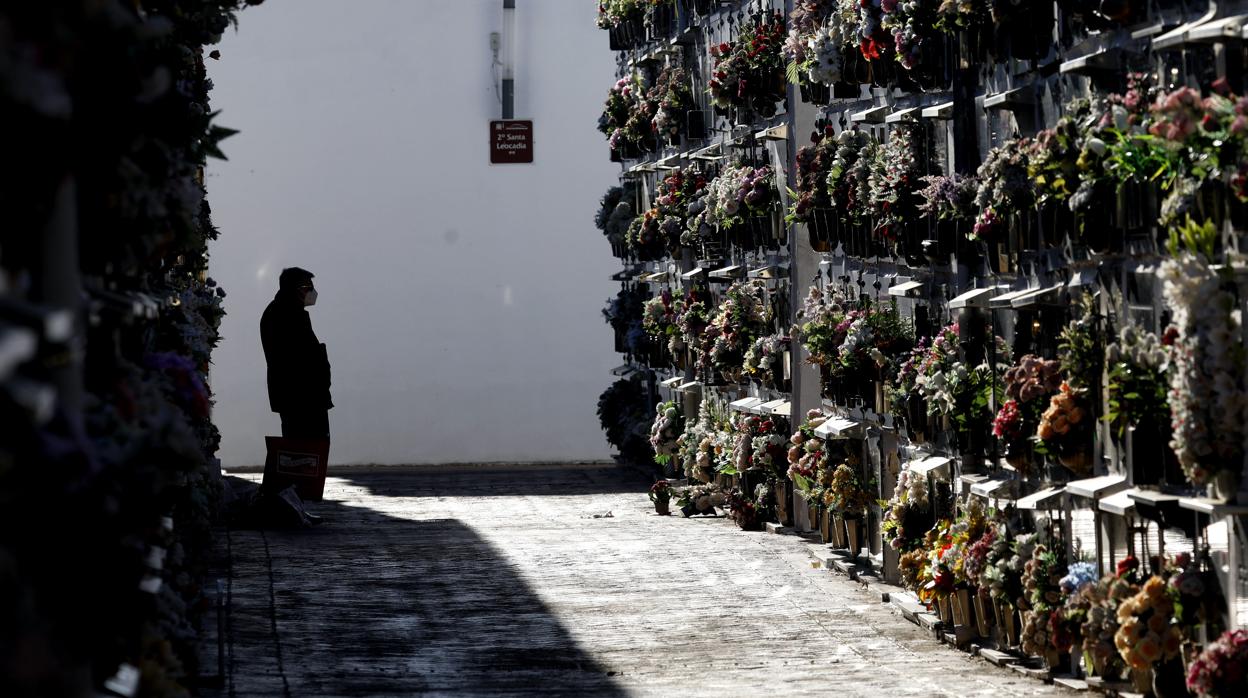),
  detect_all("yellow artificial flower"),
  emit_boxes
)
[1147,613,1168,635]
[1163,628,1182,658]
[1143,576,1166,600]
[1136,635,1162,664]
